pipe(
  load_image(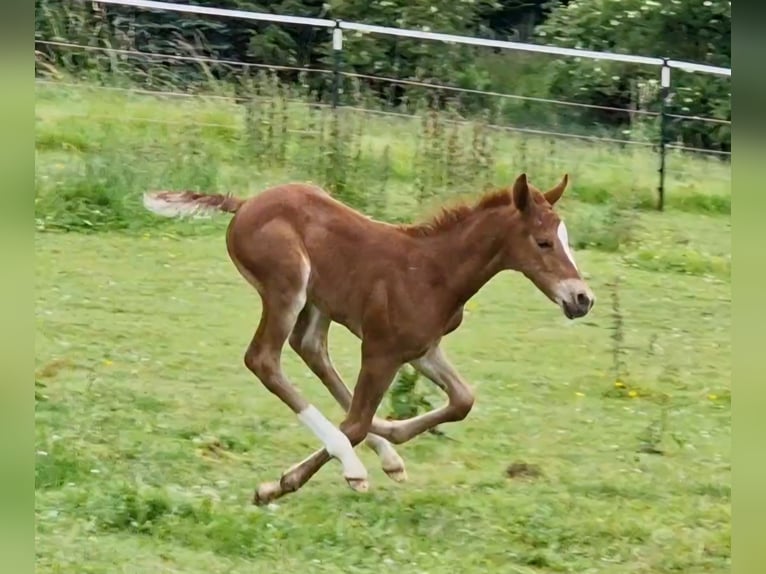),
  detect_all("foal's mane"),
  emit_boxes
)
[398,187,513,238]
